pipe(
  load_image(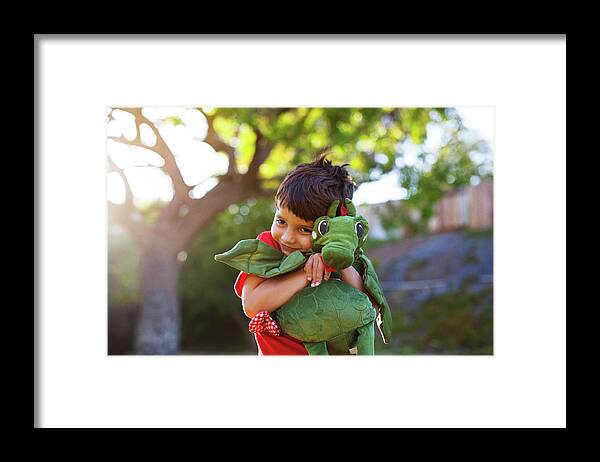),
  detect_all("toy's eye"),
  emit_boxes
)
[356,222,365,239]
[318,220,329,235]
